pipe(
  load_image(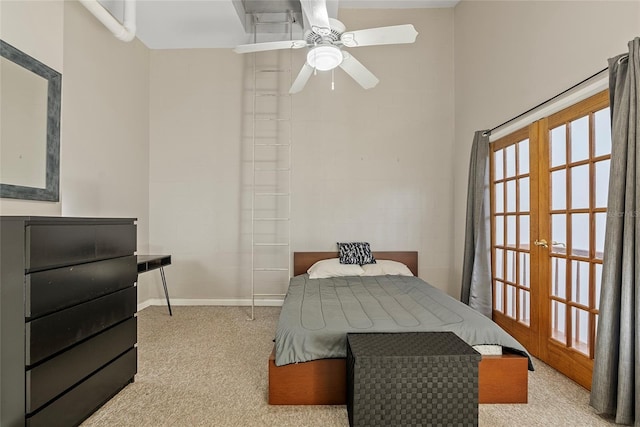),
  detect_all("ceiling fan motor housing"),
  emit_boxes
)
[304,18,345,45]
